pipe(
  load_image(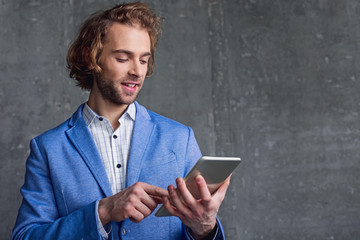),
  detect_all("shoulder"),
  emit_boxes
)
[136,102,191,133]
[149,110,186,128]
[32,104,84,145]
[33,119,70,142]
